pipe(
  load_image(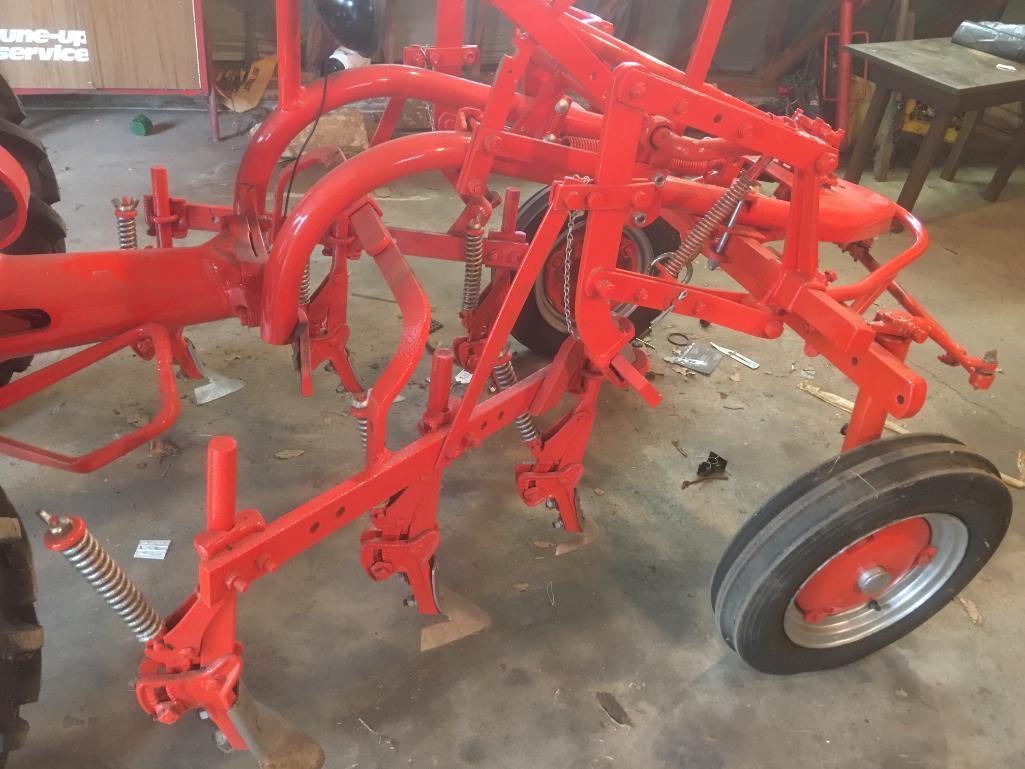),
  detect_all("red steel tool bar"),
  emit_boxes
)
[0,1,1005,766]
